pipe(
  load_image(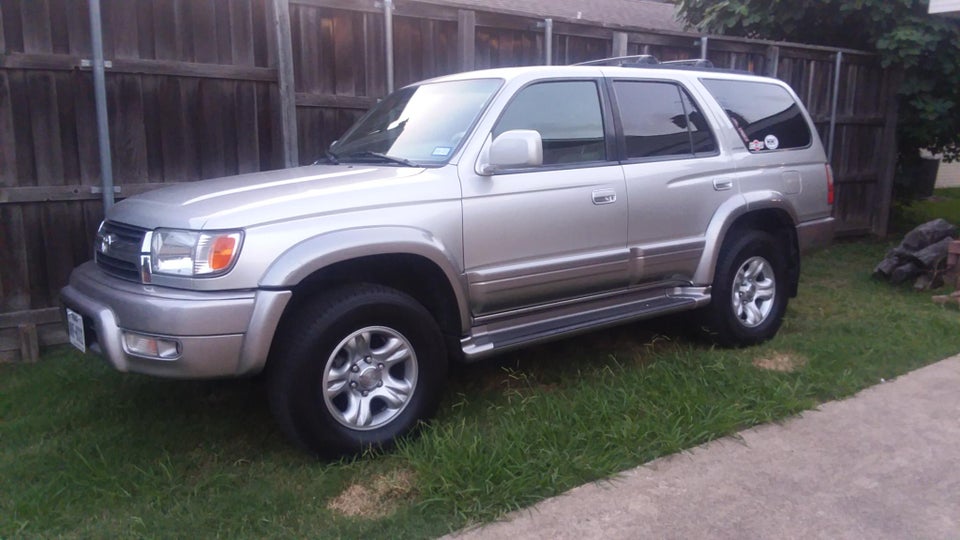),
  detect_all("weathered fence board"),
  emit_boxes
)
[0,0,900,362]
